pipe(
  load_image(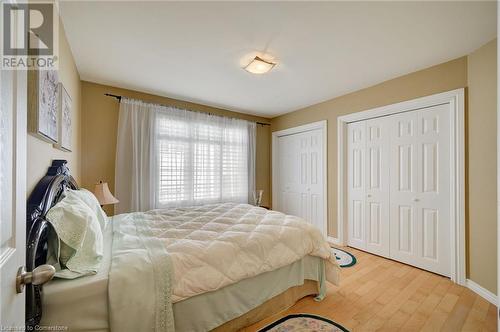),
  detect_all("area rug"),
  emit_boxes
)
[331,247,356,268]
[258,313,349,332]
